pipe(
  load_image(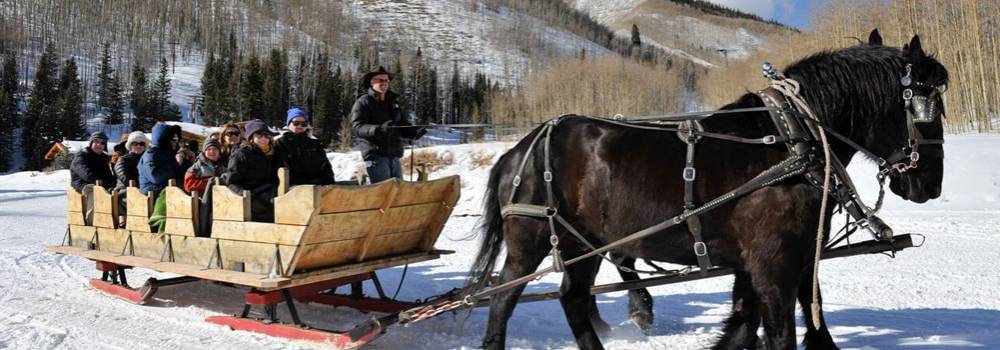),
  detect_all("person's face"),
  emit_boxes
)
[290,116,308,134]
[252,133,271,148]
[371,74,389,94]
[91,139,107,153]
[170,136,180,151]
[129,141,146,154]
[204,146,220,161]
[224,129,242,145]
